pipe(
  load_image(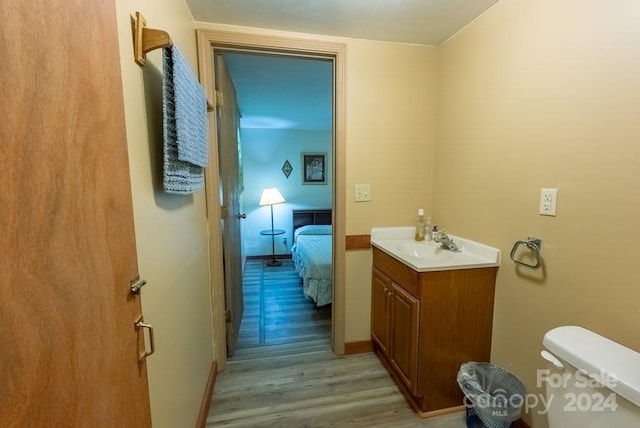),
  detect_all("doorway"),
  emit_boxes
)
[222,52,334,351]
[196,30,347,369]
